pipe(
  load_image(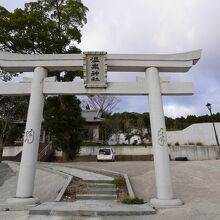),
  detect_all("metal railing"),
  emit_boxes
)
[38,143,54,161]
